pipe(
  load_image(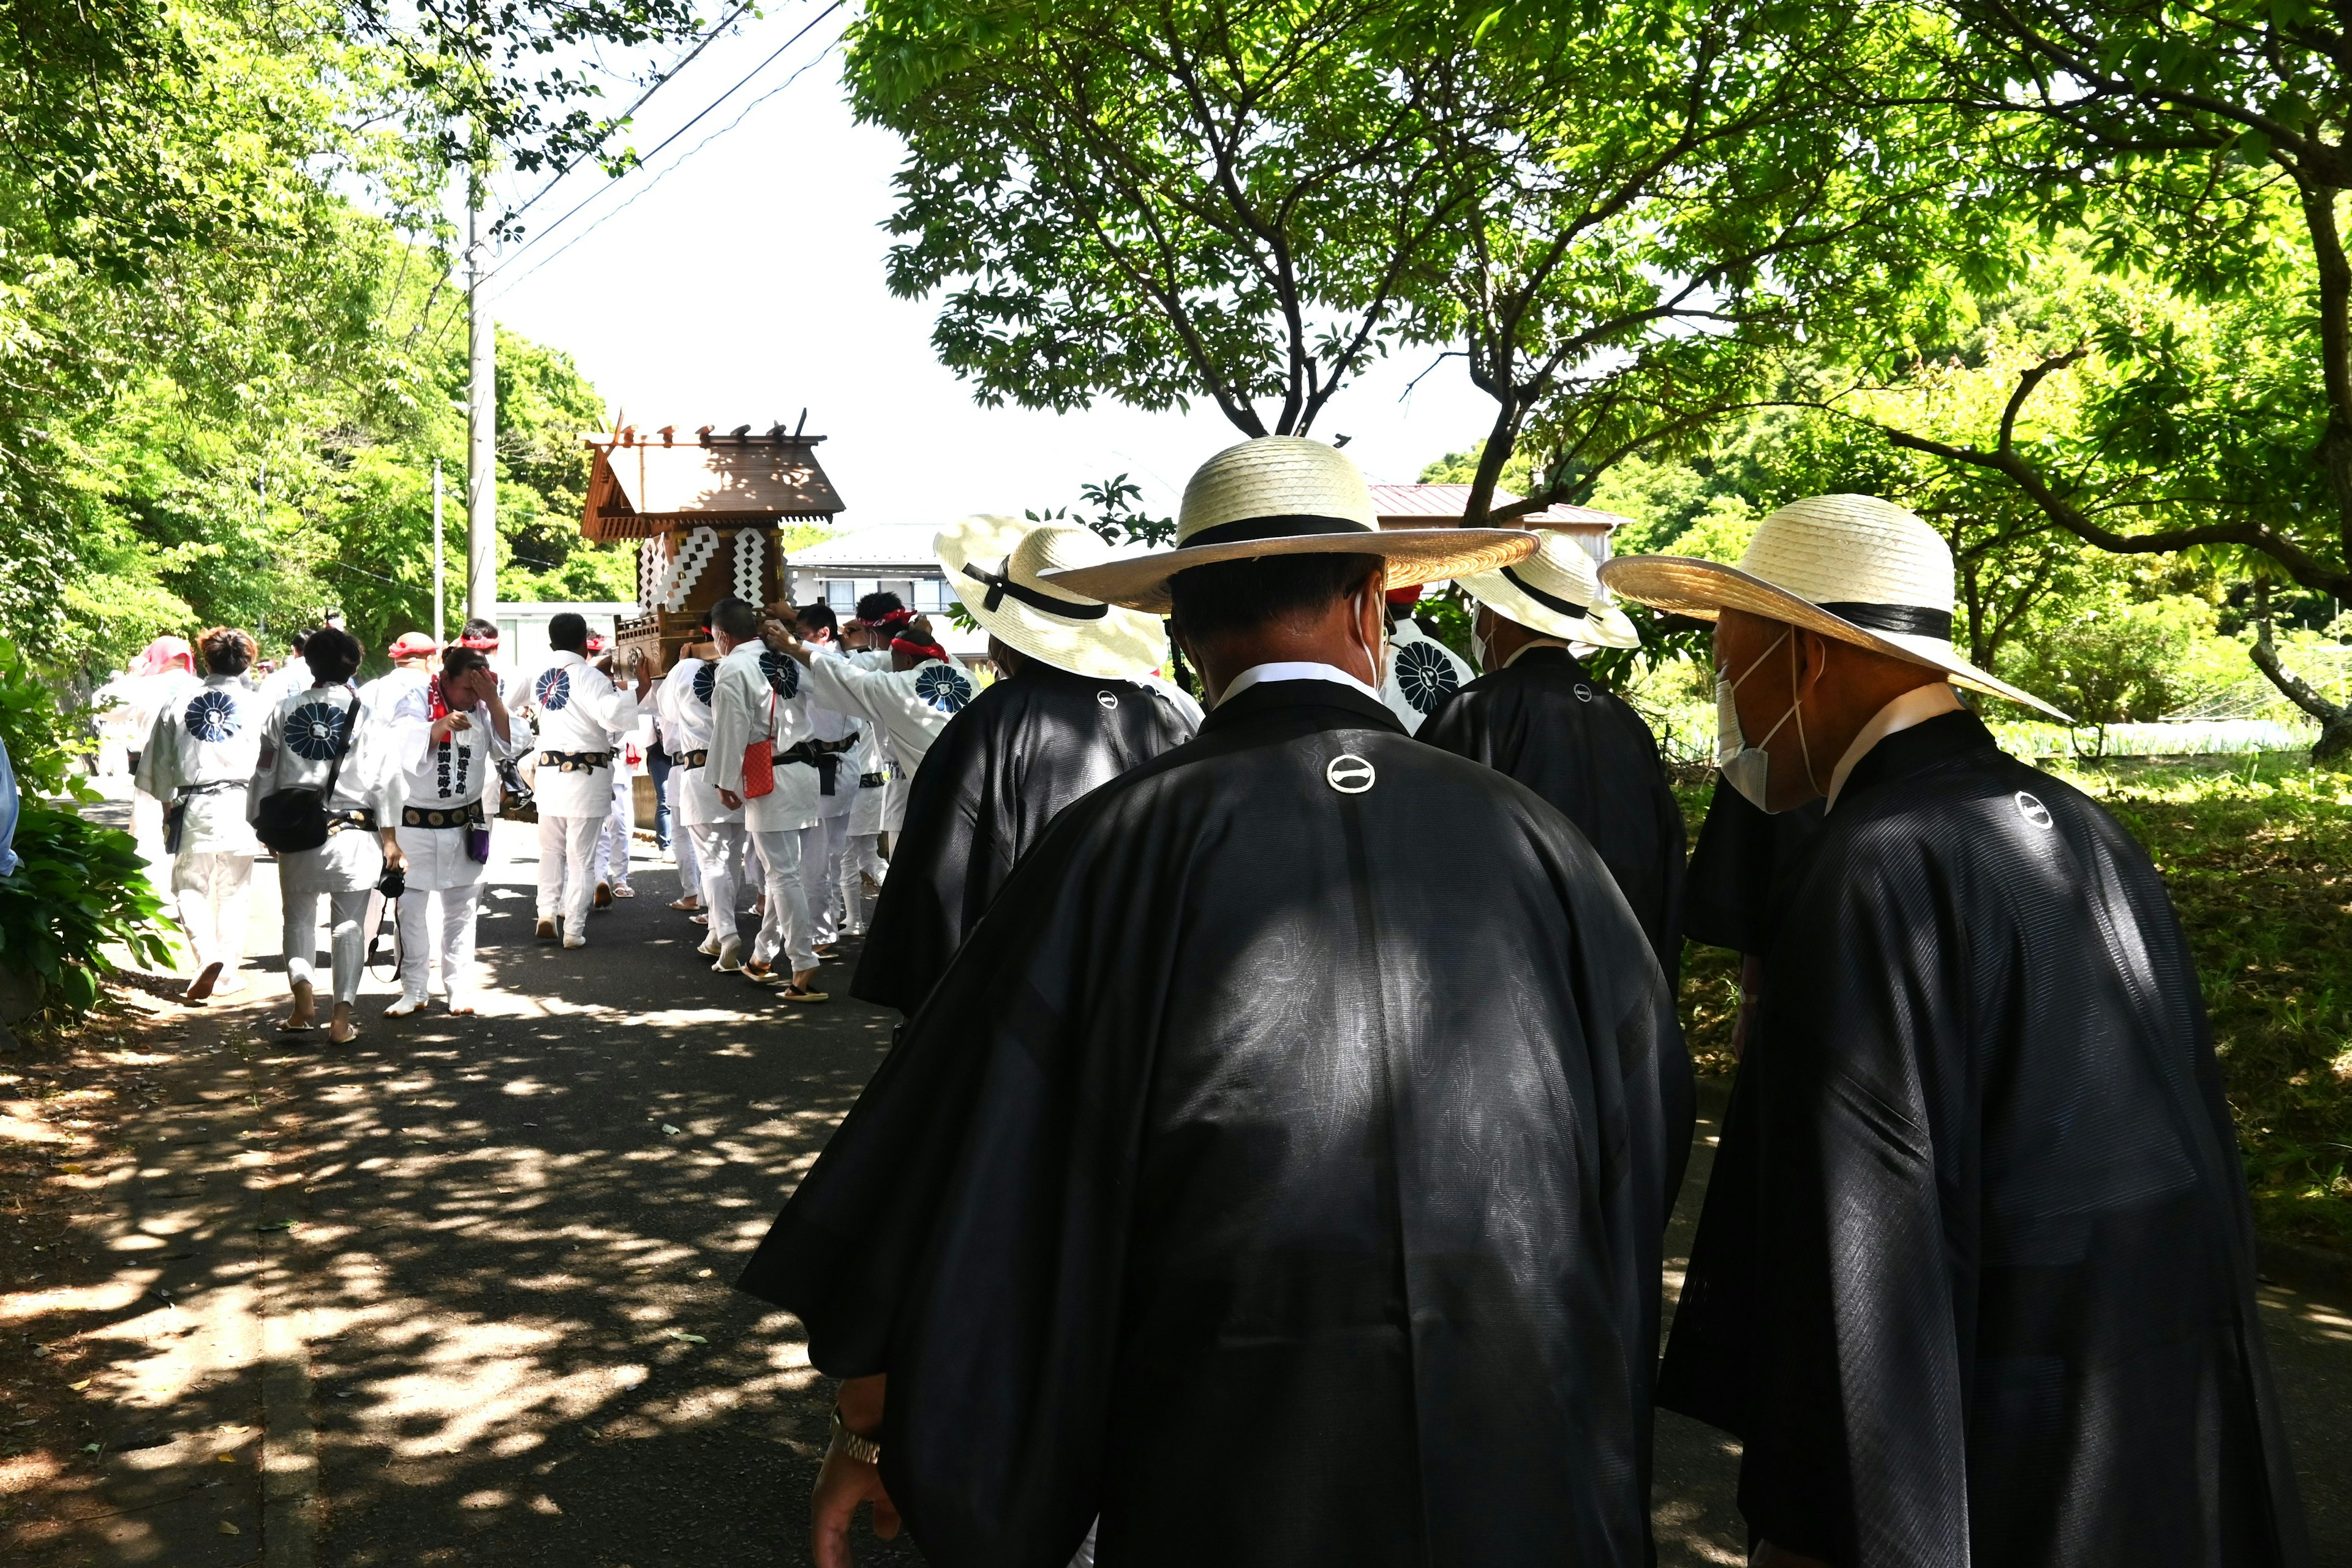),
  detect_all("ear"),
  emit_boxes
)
[1794,628,1835,696]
